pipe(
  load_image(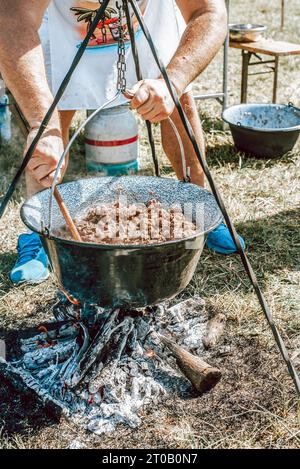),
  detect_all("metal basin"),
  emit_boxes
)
[21,176,222,308]
[222,103,300,158]
[229,24,267,43]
